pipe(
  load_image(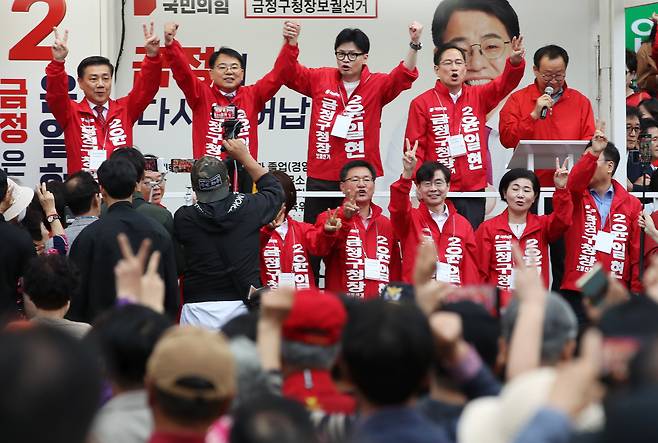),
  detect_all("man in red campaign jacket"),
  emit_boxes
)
[389,140,478,285]
[163,21,300,191]
[475,166,572,306]
[314,161,401,299]
[499,45,595,186]
[404,37,526,228]
[562,125,642,323]
[284,23,422,227]
[46,25,163,175]
[260,171,340,289]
